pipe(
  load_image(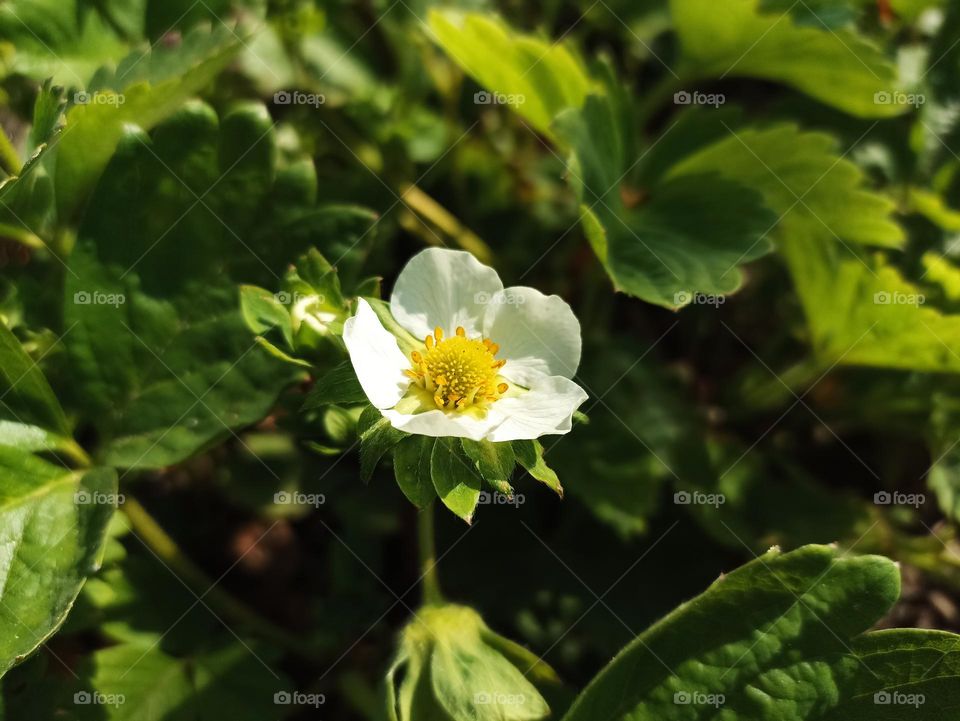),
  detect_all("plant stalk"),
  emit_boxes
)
[399,183,494,264]
[0,130,21,177]
[417,502,444,606]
